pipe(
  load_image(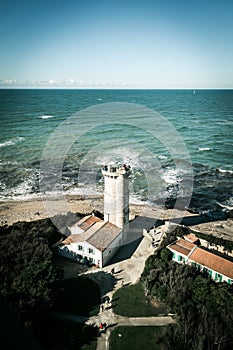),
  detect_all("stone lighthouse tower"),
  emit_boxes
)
[101,163,131,229]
